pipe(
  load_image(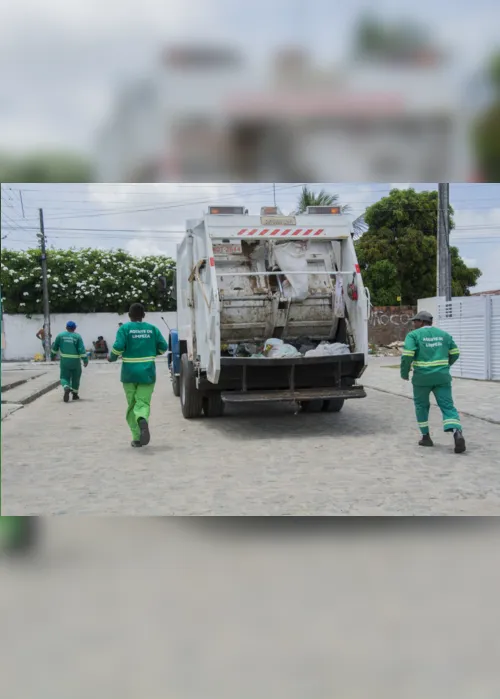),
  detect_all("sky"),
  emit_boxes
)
[1,183,499,294]
[1,0,499,154]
